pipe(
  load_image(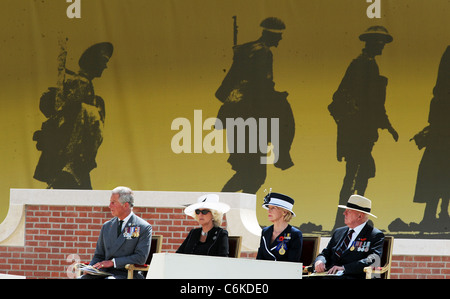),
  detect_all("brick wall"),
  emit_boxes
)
[390,255,450,279]
[0,205,207,278]
[0,204,448,279]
